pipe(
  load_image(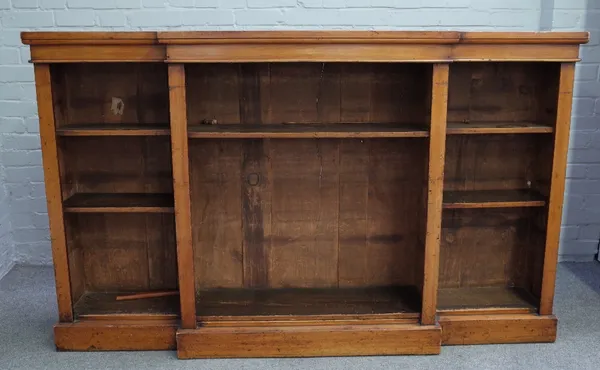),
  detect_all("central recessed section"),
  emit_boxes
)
[186,63,432,320]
